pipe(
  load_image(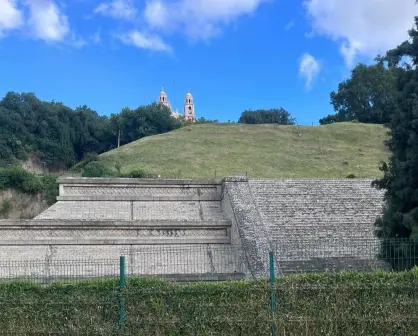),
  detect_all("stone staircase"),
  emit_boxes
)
[248,179,388,274]
[0,178,247,282]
